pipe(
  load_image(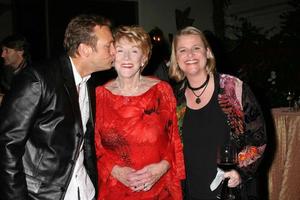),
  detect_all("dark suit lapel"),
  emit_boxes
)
[59,55,83,132]
[87,81,95,126]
